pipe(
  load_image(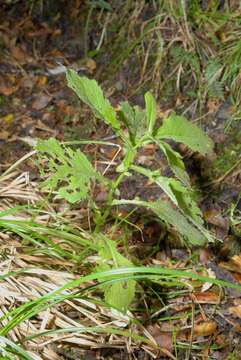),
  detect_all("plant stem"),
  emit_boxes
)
[94,147,137,232]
